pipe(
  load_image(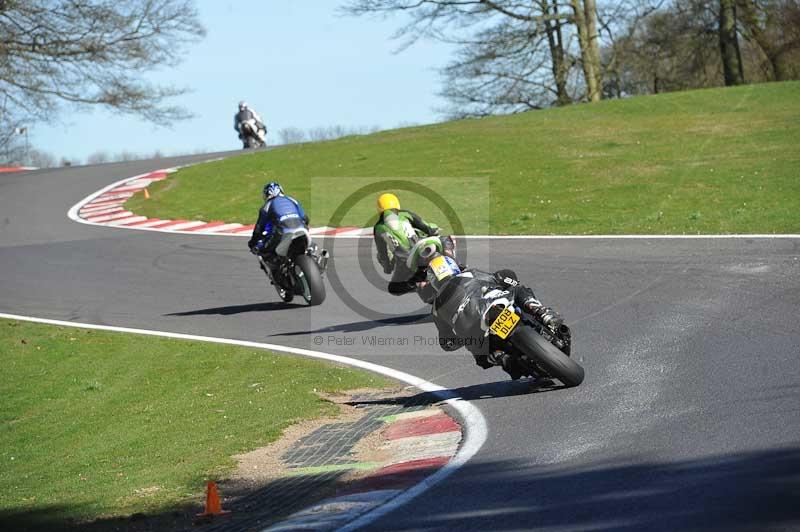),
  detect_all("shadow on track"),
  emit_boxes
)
[346,377,567,408]
[368,447,800,531]
[164,301,306,316]
[4,448,798,532]
[269,313,431,337]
